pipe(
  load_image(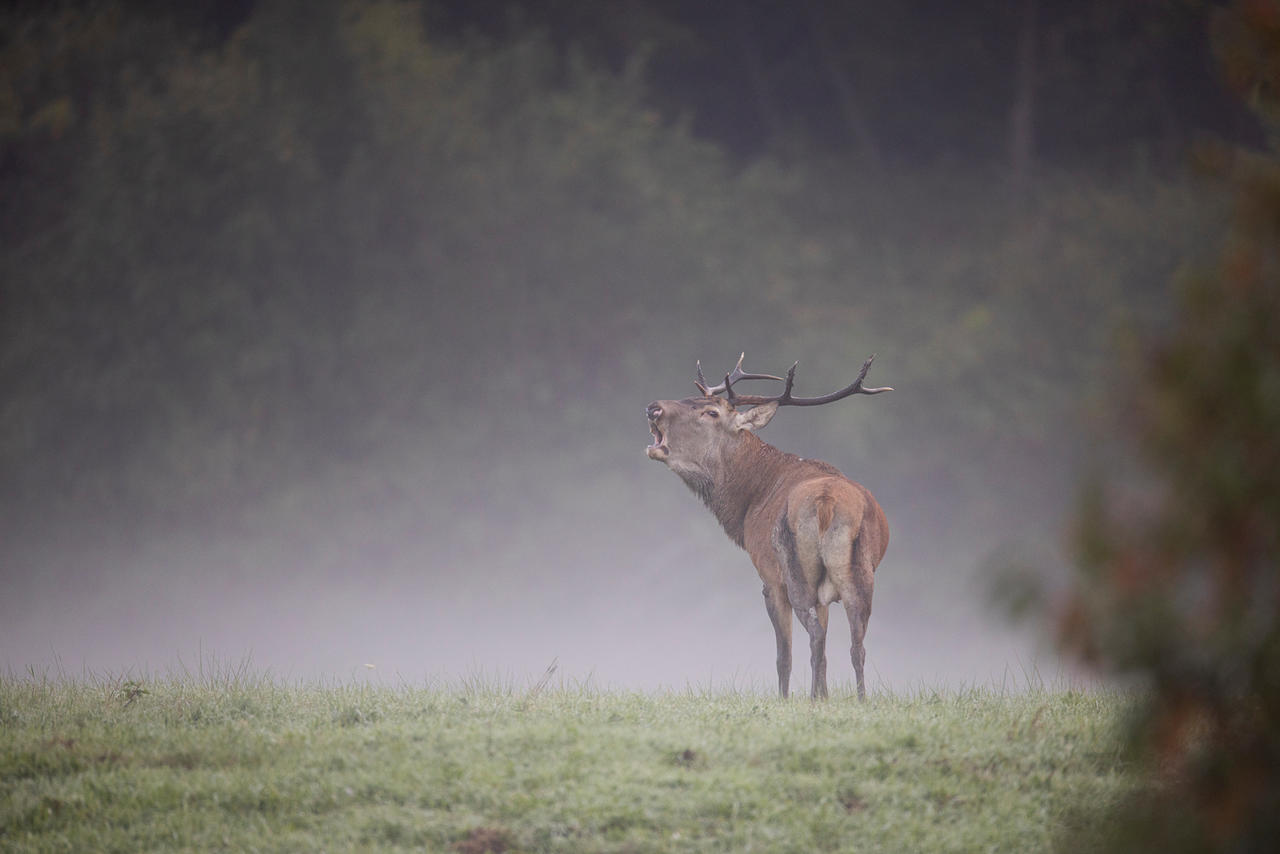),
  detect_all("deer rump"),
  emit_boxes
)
[770,477,886,614]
